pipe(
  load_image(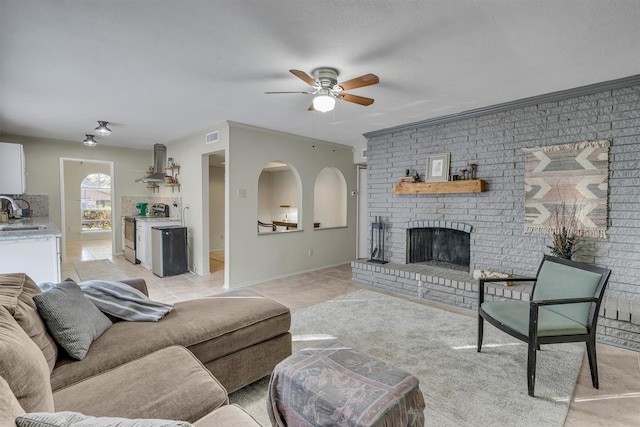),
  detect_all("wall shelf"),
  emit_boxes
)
[165,183,181,192]
[392,179,486,195]
[165,164,180,192]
